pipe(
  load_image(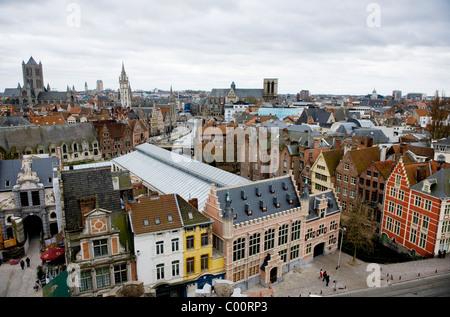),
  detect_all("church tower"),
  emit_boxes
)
[119,62,132,108]
[22,56,45,104]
